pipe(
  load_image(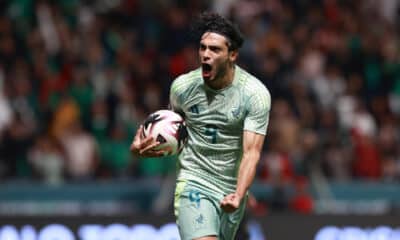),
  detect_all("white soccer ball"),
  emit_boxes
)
[142,110,188,156]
